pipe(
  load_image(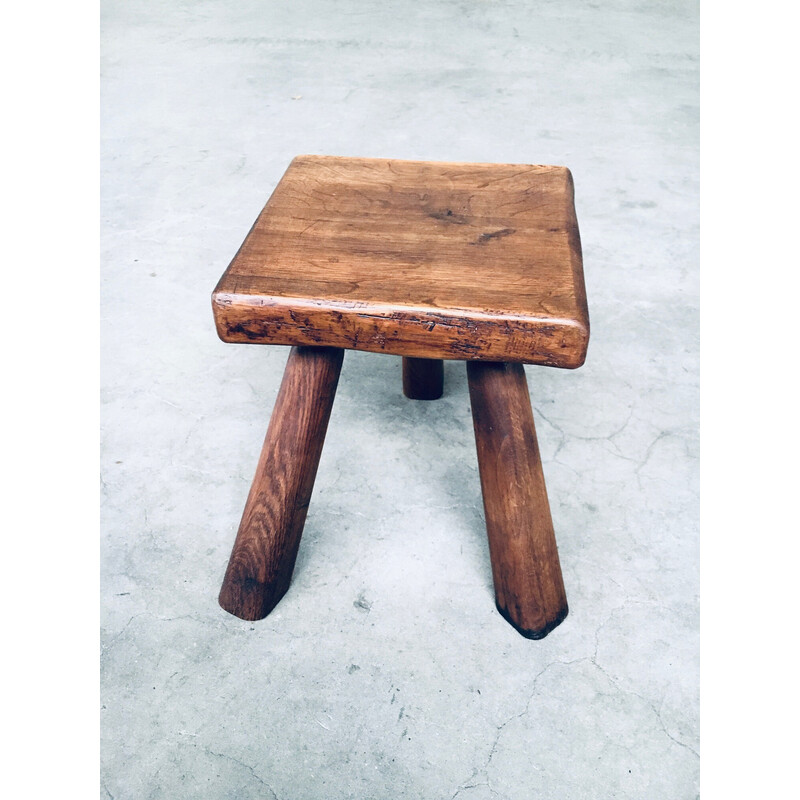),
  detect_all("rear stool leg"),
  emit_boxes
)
[218,346,344,621]
[467,361,568,639]
[402,357,444,400]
